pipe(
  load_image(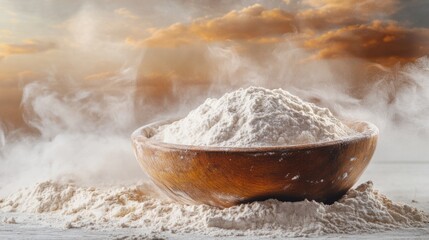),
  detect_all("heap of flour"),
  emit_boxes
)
[154,86,354,147]
[0,181,427,237]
